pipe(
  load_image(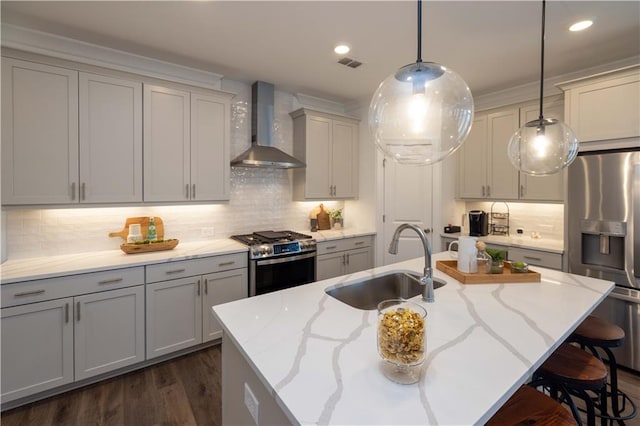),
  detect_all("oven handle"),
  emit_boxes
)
[256,251,316,266]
